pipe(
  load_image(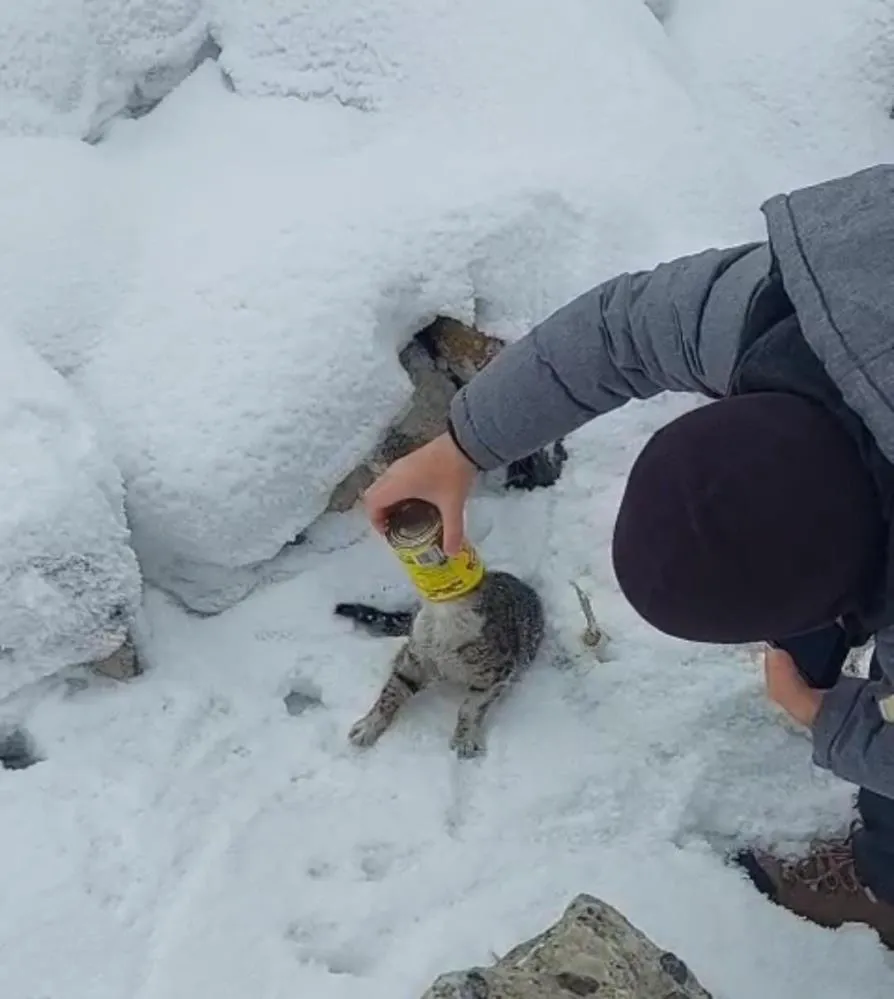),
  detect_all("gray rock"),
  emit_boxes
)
[89,632,142,682]
[421,894,712,999]
[324,330,461,514]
